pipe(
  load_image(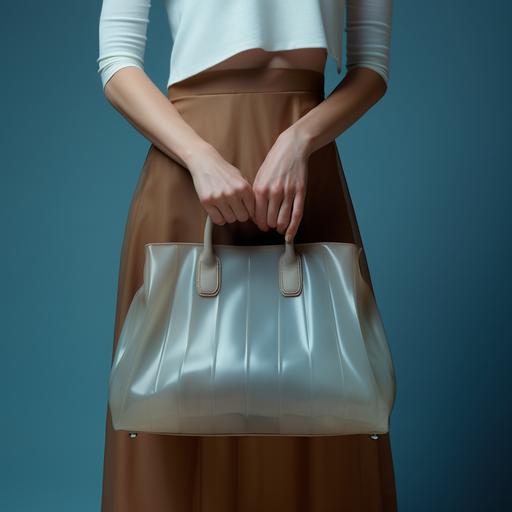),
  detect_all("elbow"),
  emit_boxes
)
[371,68,389,102]
[96,56,144,98]
[346,63,389,99]
[345,13,392,97]
[368,66,389,97]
